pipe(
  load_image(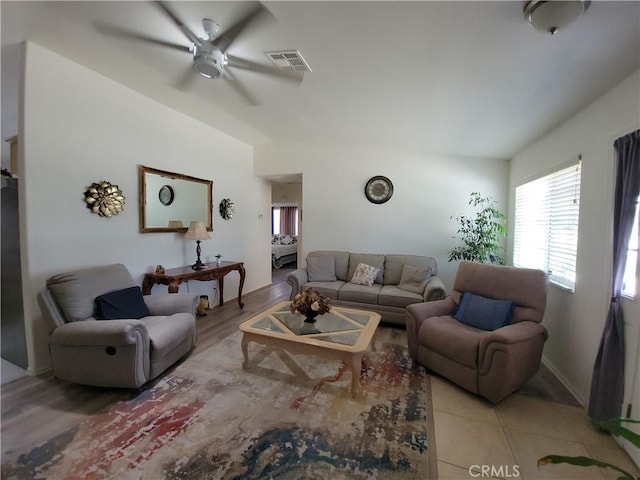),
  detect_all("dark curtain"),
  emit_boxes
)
[279,207,297,236]
[588,130,640,422]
